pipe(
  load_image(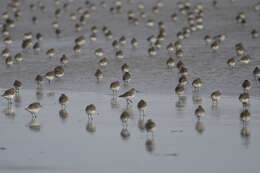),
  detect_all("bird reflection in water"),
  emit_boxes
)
[195,120,205,134]
[28,117,40,132]
[3,104,15,119]
[240,125,250,148]
[192,92,202,105]
[138,114,145,132]
[36,86,44,101]
[86,119,96,134]
[59,109,69,122]
[120,127,130,140]
[145,138,156,153]
[176,96,187,111]
[110,97,120,109]
[14,93,22,108]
